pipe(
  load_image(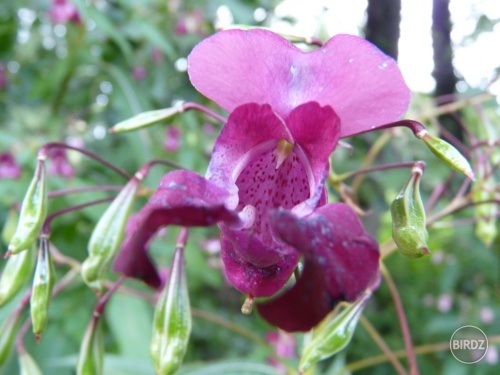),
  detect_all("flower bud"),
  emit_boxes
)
[390,164,430,259]
[150,247,191,375]
[299,290,372,372]
[82,178,139,292]
[7,159,47,257]
[0,244,36,307]
[30,236,55,340]
[0,312,22,367]
[109,106,182,133]
[18,350,43,375]
[77,317,104,375]
[417,130,475,180]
